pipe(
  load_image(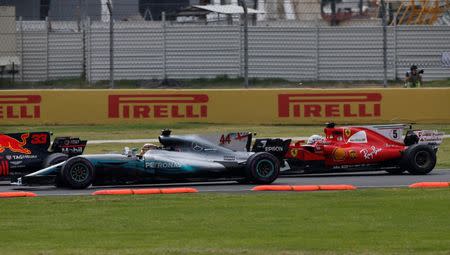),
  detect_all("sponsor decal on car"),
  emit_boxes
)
[414,130,445,146]
[290,148,298,157]
[332,148,346,161]
[278,93,382,118]
[223,155,236,161]
[235,133,250,141]
[0,95,41,119]
[0,133,31,154]
[192,142,204,151]
[61,146,84,154]
[108,94,208,119]
[145,161,182,169]
[0,160,9,176]
[332,163,374,169]
[344,128,351,137]
[360,146,382,160]
[265,146,284,152]
[349,150,357,160]
[10,154,38,160]
[314,145,324,153]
